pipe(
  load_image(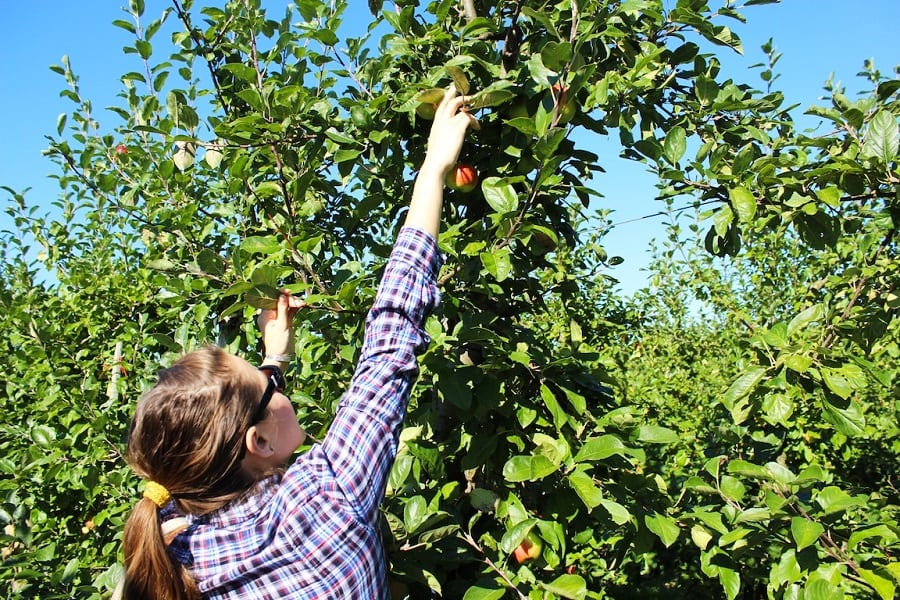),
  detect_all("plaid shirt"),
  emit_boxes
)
[169,227,441,599]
